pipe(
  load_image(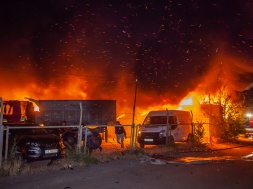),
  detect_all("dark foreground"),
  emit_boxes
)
[1,150,253,189]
